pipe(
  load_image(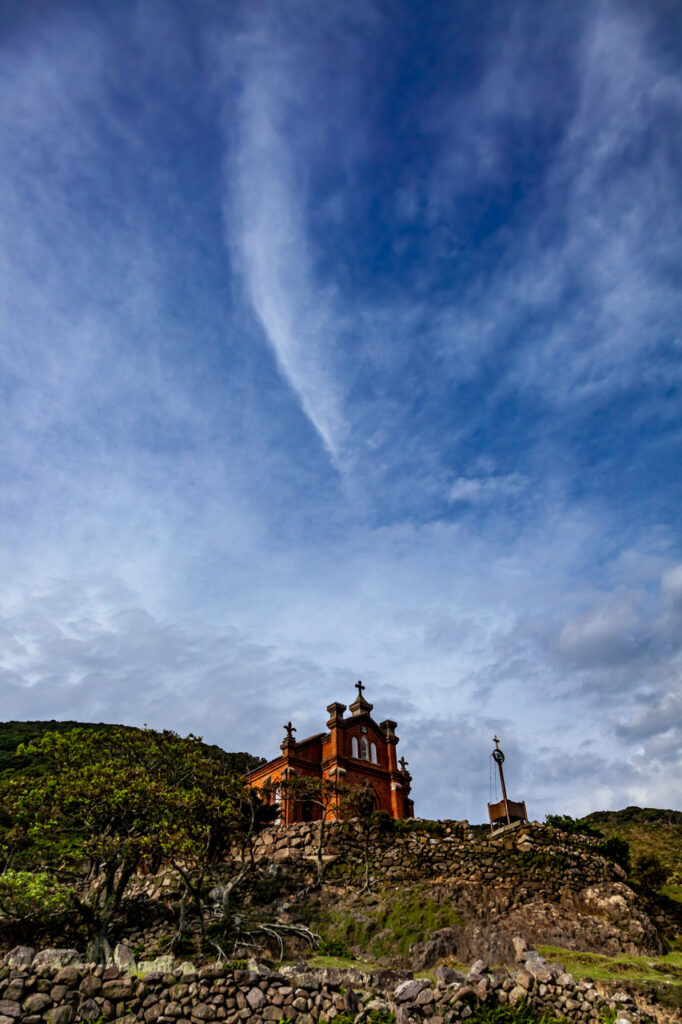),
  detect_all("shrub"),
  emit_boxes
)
[0,869,70,925]
[319,937,349,958]
[598,836,631,873]
[632,853,667,891]
[544,814,603,839]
